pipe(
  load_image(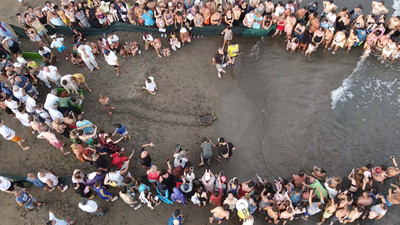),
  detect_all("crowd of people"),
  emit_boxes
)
[0,0,400,224]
